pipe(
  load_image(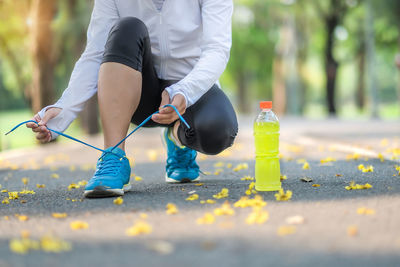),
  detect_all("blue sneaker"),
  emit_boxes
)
[162,128,200,183]
[84,147,131,198]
